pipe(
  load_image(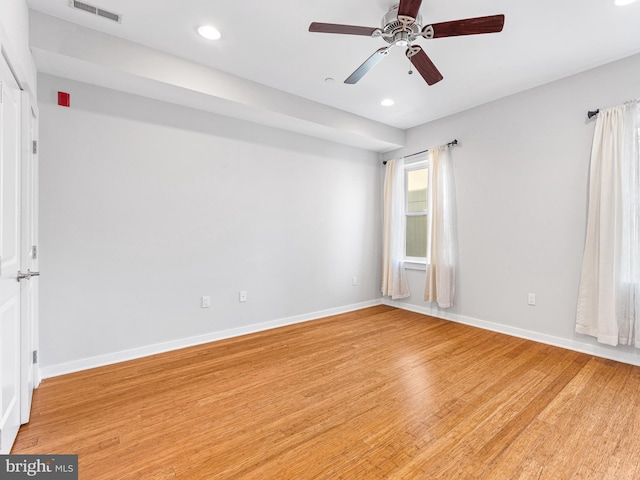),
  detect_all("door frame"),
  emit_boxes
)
[20,91,39,424]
